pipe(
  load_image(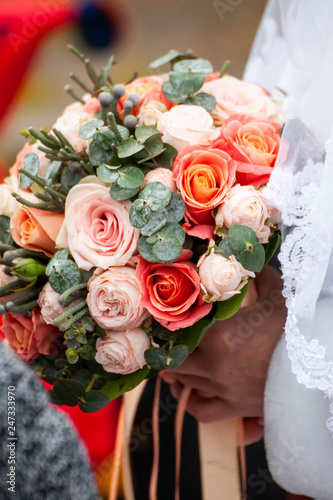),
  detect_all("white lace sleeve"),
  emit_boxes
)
[245,0,333,436]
